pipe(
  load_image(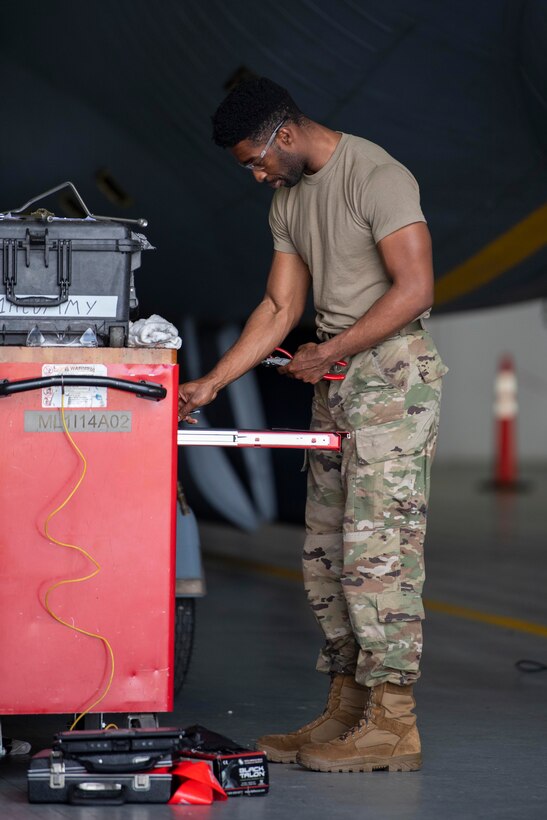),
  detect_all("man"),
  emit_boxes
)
[179,77,447,773]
